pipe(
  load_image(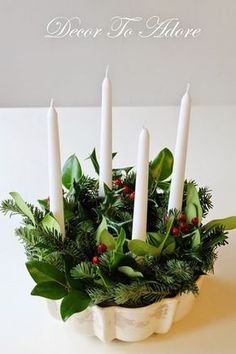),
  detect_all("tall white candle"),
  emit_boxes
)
[47,99,65,239]
[99,66,112,197]
[168,84,192,211]
[132,127,150,241]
